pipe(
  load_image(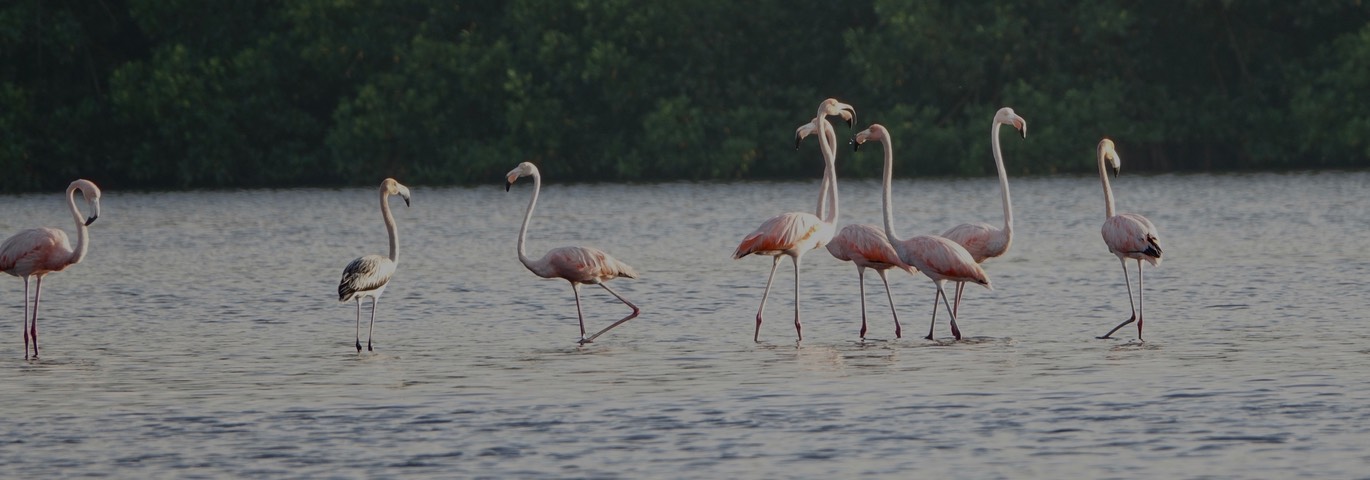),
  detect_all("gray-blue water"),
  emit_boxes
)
[1,171,1368,478]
